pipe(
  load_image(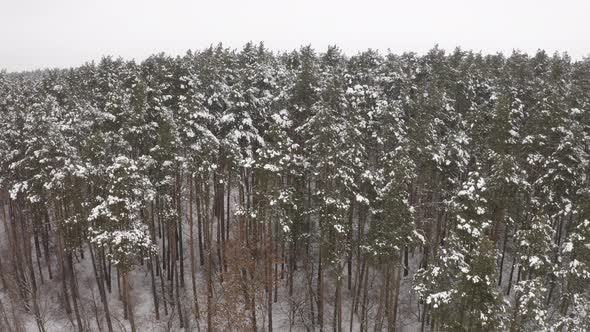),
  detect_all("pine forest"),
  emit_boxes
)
[0,44,589,331]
